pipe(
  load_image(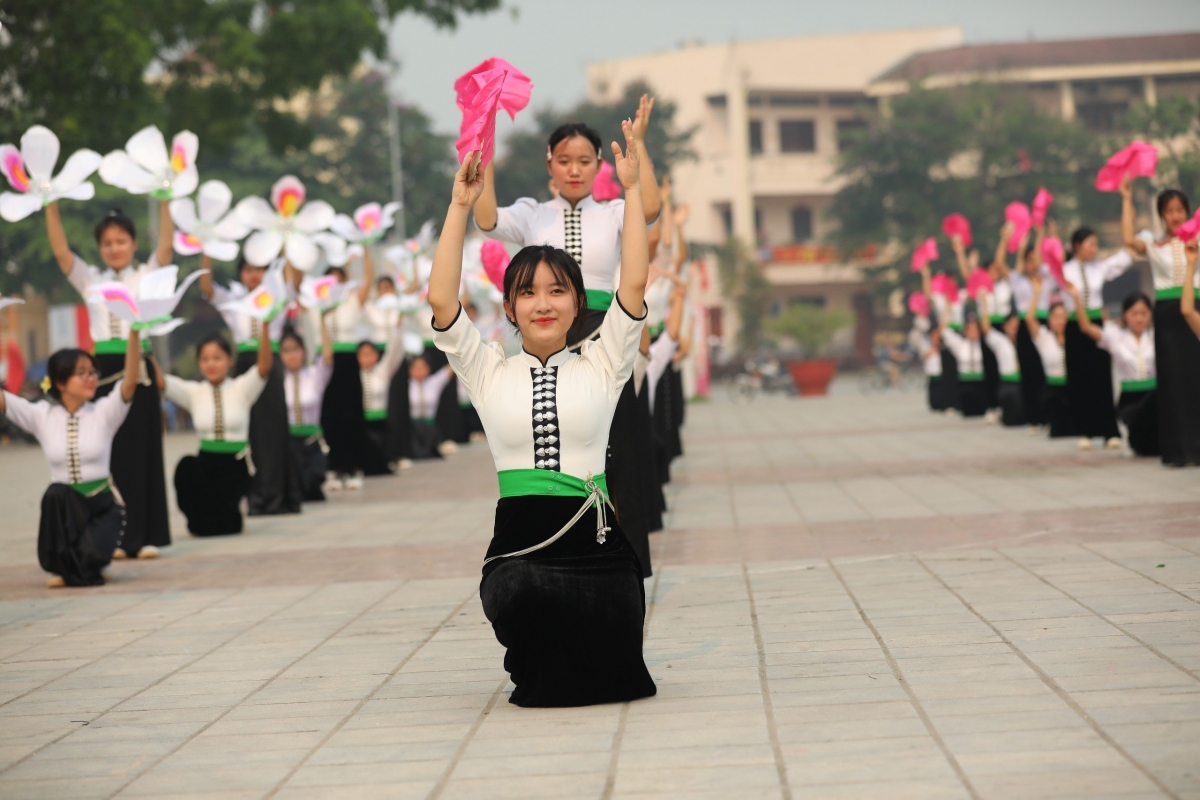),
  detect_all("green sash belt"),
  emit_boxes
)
[497,469,608,499]
[423,339,434,349]
[1121,378,1156,392]
[1156,286,1200,300]
[364,409,387,421]
[324,342,359,354]
[585,289,614,311]
[1067,309,1103,322]
[200,439,248,454]
[289,424,322,438]
[958,371,984,381]
[70,477,111,496]
[648,321,665,337]
[236,339,280,353]
[989,314,1008,324]
[948,323,963,332]
[413,416,435,424]
[1046,375,1067,386]
[1000,372,1021,383]
[93,338,151,355]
